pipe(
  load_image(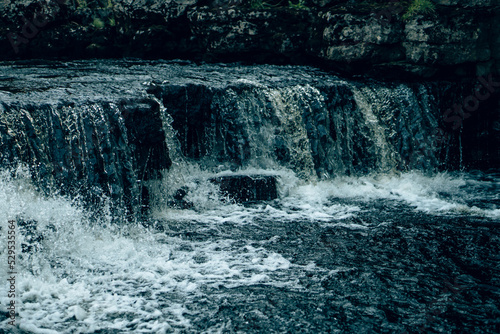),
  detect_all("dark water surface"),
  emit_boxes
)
[0,169,498,333]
